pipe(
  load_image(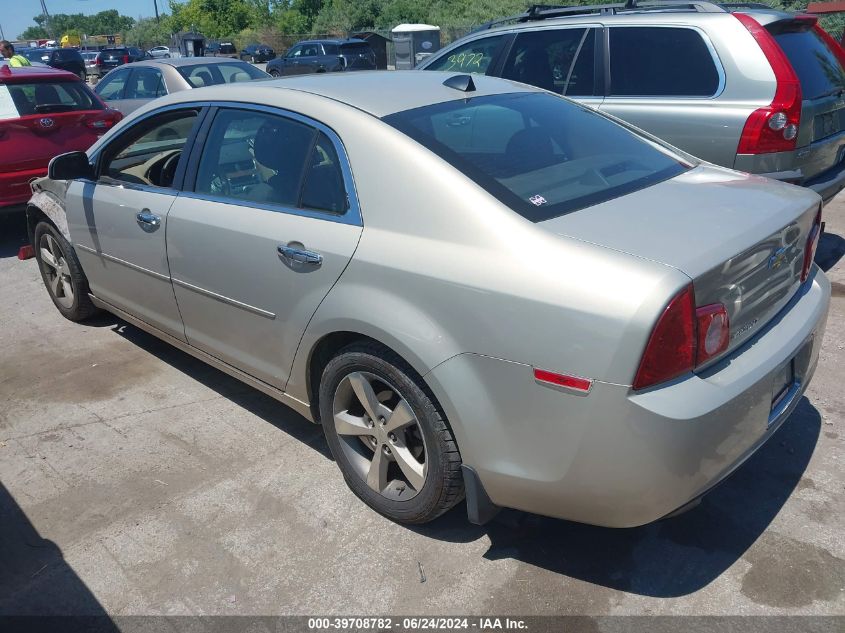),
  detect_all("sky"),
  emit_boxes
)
[1,0,165,41]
